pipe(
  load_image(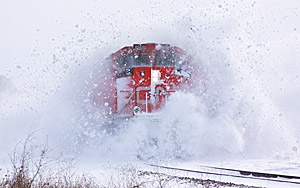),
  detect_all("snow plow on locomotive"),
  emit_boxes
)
[94,43,191,127]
